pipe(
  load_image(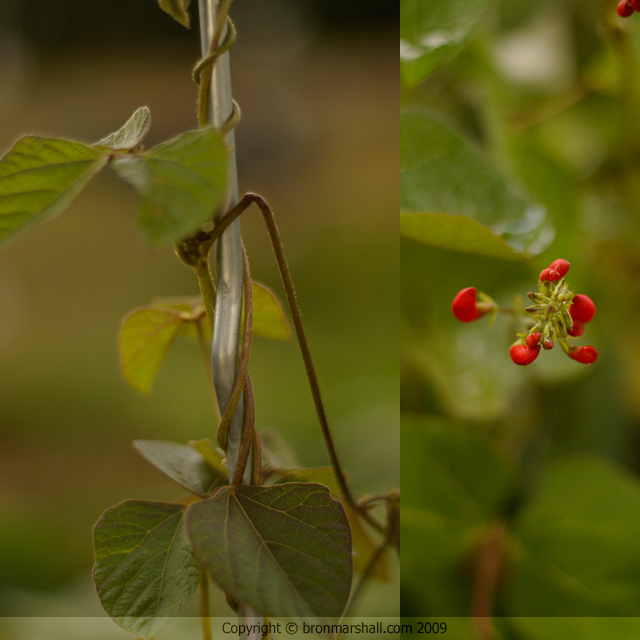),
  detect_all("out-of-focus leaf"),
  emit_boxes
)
[400,0,493,87]
[94,107,151,151]
[186,483,352,618]
[250,281,291,340]
[509,455,640,616]
[157,0,191,28]
[134,439,226,496]
[93,500,199,639]
[401,111,552,259]
[401,413,513,614]
[509,617,640,640]
[401,212,522,260]
[113,128,227,247]
[0,137,108,245]
[119,307,184,394]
